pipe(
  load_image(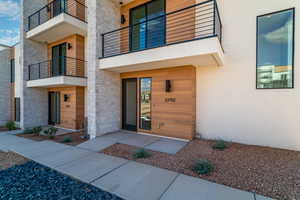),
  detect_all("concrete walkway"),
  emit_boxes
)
[78,131,187,154]
[0,131,274,200]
